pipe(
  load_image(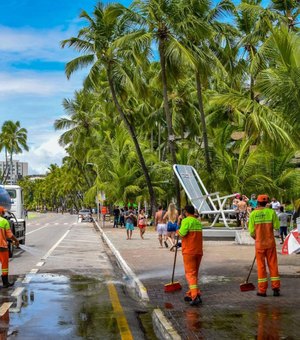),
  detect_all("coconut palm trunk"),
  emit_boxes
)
[107,65,157,217]
[195,71,212,173]
[158,38,181,209]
